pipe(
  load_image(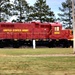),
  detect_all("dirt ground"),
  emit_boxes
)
[0,54,75,57]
